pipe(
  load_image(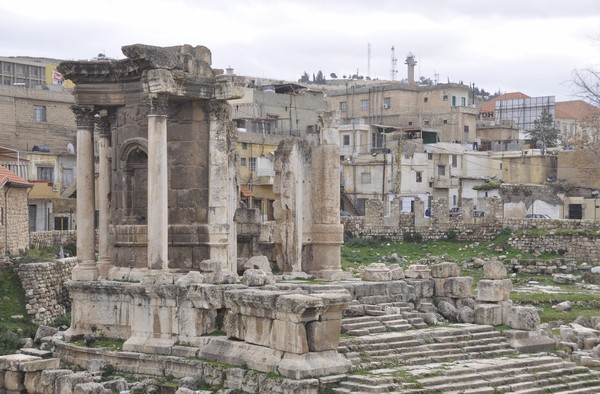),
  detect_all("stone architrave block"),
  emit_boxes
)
[361,263,392,281]
[240,315,273,348]
[508,306,540,331]
[477,279,512,302]
[474,303,503,326]
[443,277,473,298]
[431,262,460,278]
[483,261,507,279]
